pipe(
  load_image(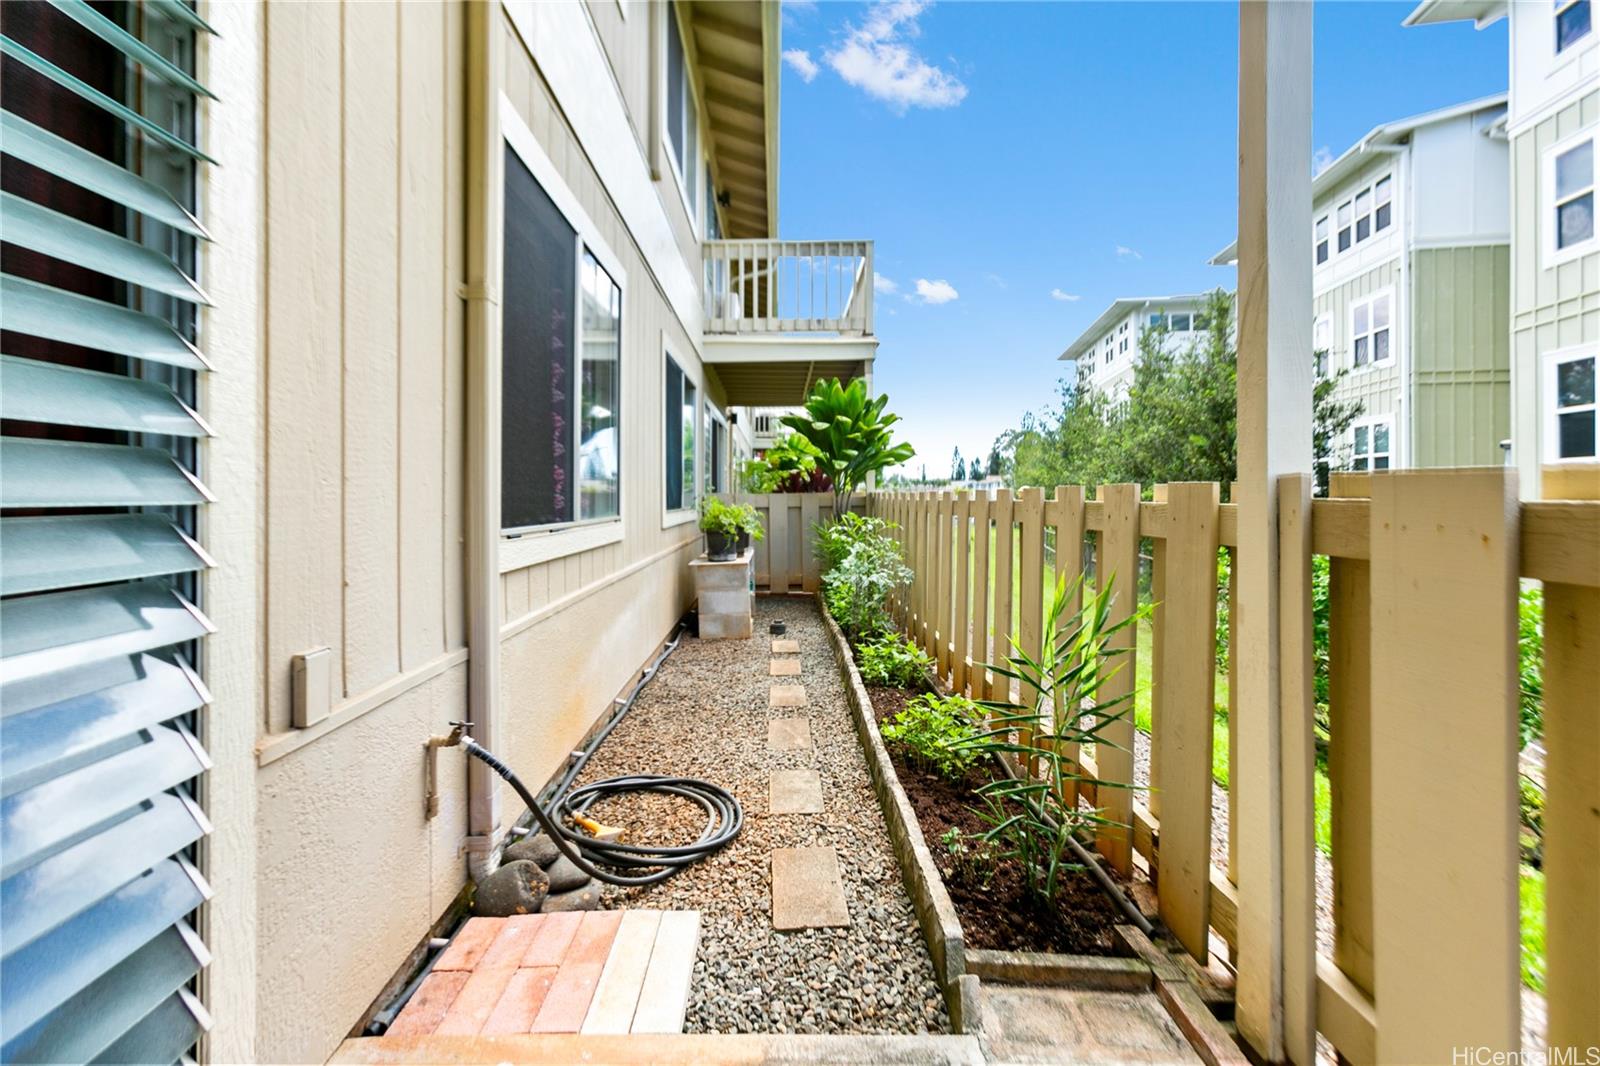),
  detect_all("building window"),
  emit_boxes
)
[1120,337,1129,353]
[1350,291,1392,369]
[1149,313,1165,328]
[665,354,698,511]
[1337,200,1353,252]
[1556,0,1592,53]
[1170,312,1192,332]
[1351,417,1393,471]
[1355,188,1372,243]
[1315,216,1329,264]
[1375,176,1393,231]
[705,409,728,494]
[665,2,701,224]
[1547,132,1595,263]
[1313,313,1332,377]
[1544,349,1598,460]
[502,146,624,531]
